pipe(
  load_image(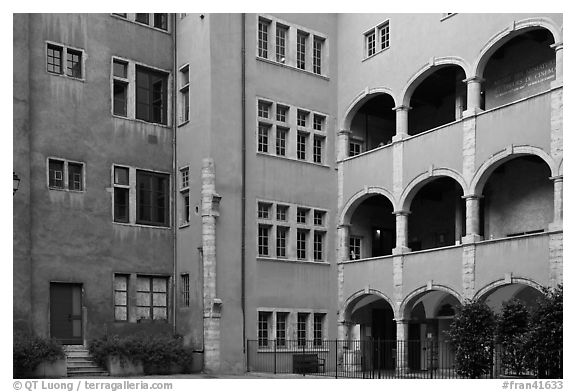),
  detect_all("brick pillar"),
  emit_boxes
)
[393,211,410,254]
[337,129,351,161]
[201,158,222,373]
[392,105,410,141]
[462,77,484,117]
[395,319,409,370]
[462,195,482,244]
